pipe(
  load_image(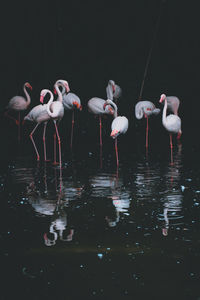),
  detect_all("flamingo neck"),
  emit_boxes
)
[162,98,168,127]
[46,91,55,117]
[23,84,31,106]
[54,83,63,102]
[109,100,118,118]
